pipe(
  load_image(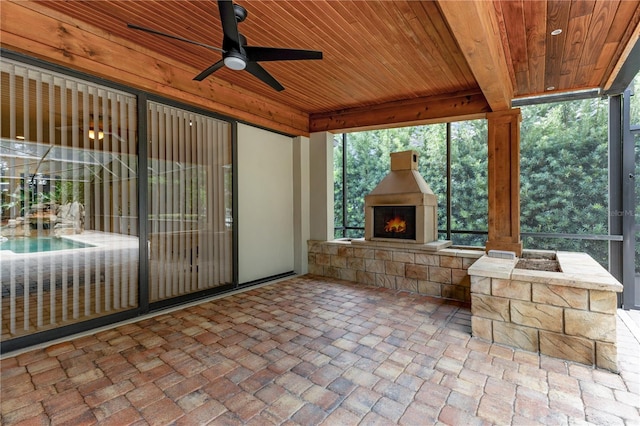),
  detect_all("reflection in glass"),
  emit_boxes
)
[1,59,138,340]
[630,73,640,125]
